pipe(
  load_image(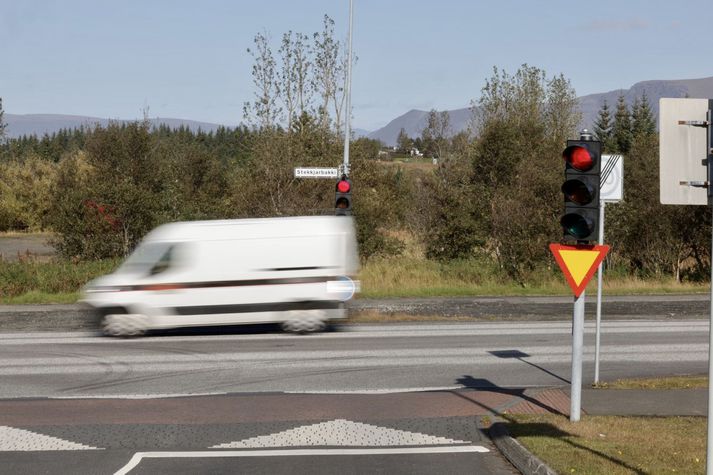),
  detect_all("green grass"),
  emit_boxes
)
[508,414,705,474]
[594,374,708,390]
[358,255,709,298]
[0,249,709,304]
[0,257,121,303]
